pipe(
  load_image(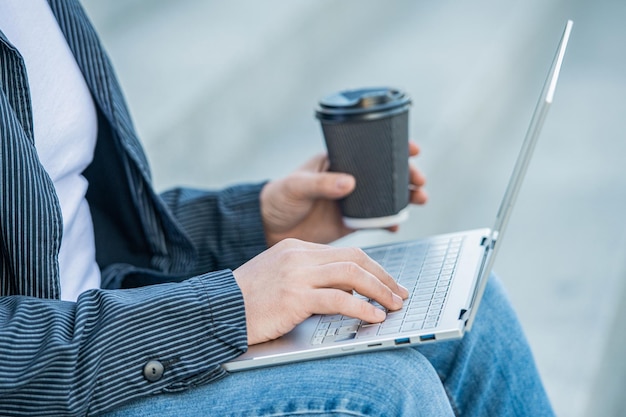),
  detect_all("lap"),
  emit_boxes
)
[101,275,552,417]
[103,349,453,417]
